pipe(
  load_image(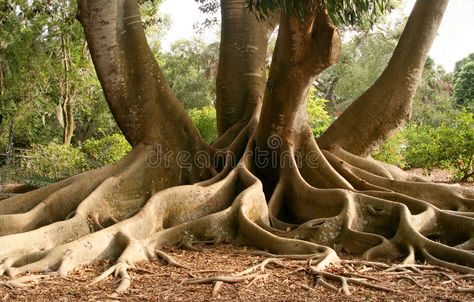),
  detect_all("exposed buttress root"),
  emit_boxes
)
[0,139,473,296]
